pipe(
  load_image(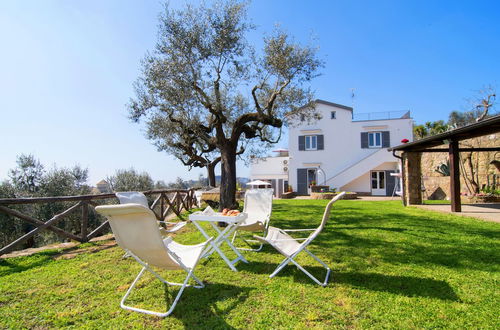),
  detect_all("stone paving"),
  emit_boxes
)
[414,203,500,223]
